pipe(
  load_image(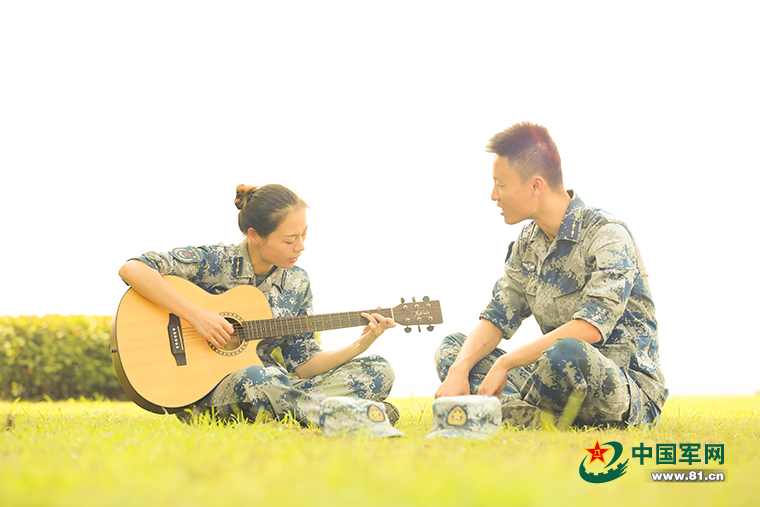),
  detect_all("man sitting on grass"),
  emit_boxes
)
[434,121,667,428]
